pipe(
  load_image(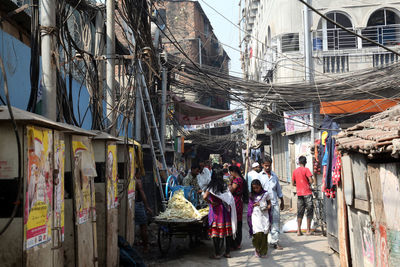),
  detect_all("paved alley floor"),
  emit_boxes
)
[143,210,339,267]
